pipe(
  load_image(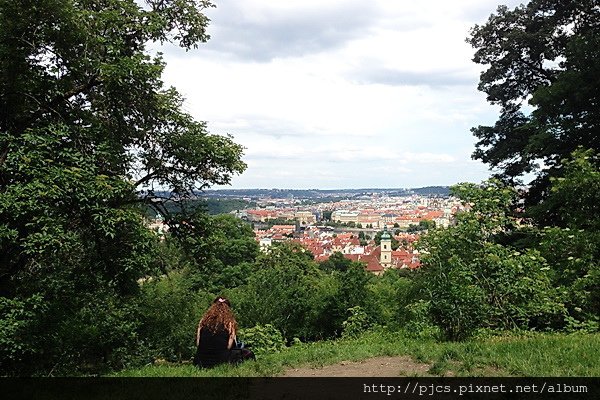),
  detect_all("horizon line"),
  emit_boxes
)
[205,186,452,191]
